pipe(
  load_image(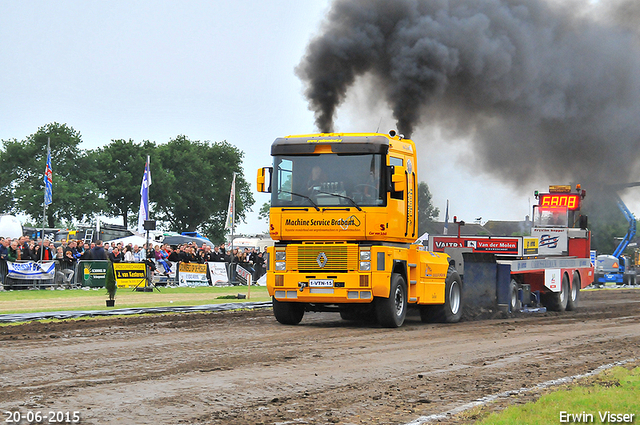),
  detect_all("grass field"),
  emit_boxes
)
[467,364,640,424]
[0,285,270,314]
